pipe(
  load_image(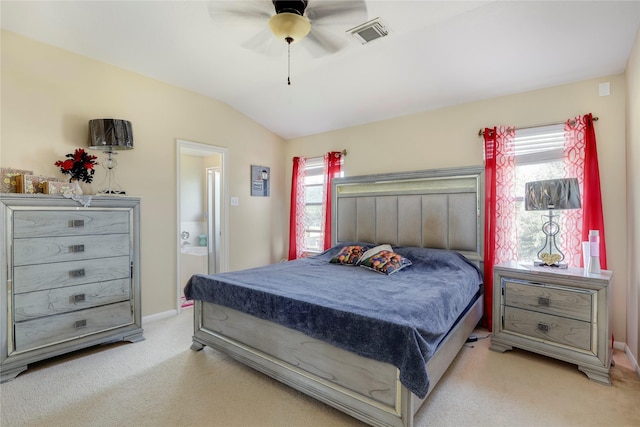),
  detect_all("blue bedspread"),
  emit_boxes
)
[184,244,483,398]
